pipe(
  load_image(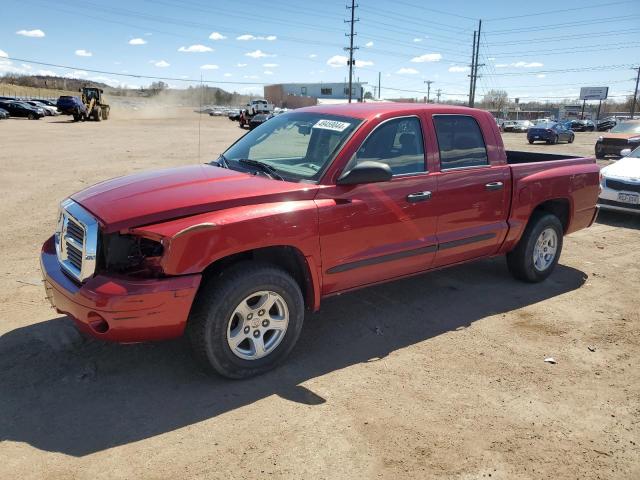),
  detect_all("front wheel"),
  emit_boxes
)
[568,135,574,144]
[27,113,35,120]
[187,262,305,378]
[507,212,563,283]
[528,138,534,144]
